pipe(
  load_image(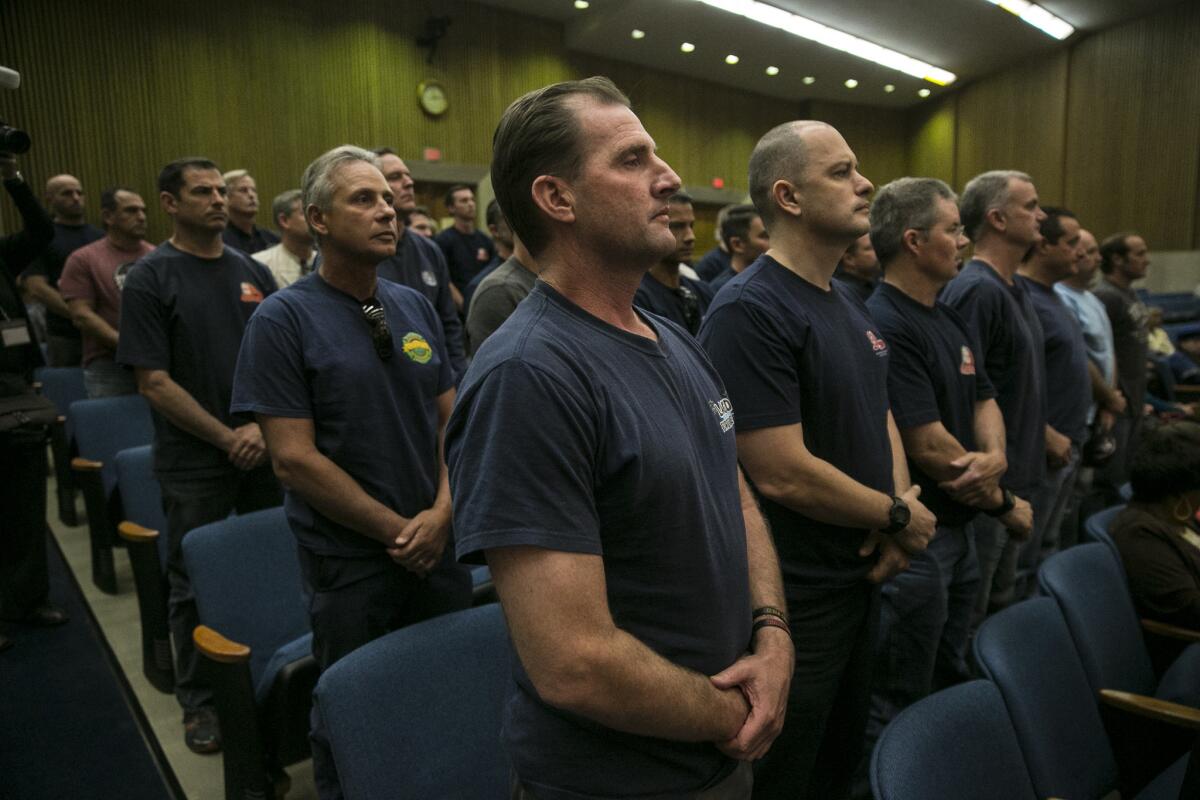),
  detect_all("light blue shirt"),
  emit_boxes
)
[1056,282,1115,422]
